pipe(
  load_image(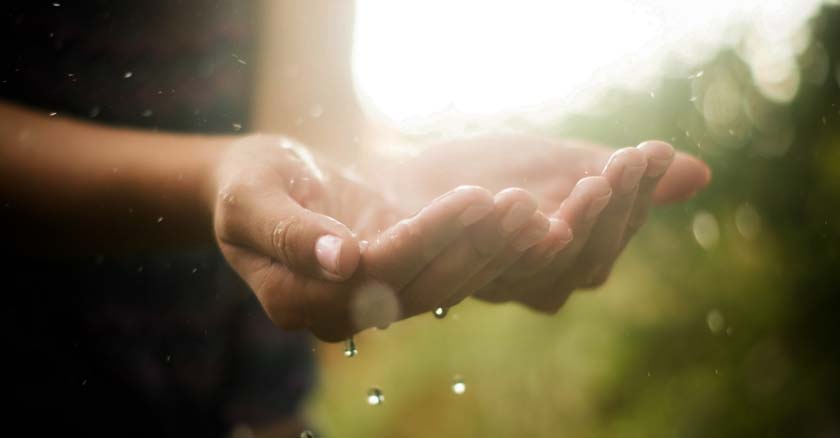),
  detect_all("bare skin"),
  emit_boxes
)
[1,104,709,341]
[372,134,711,312]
